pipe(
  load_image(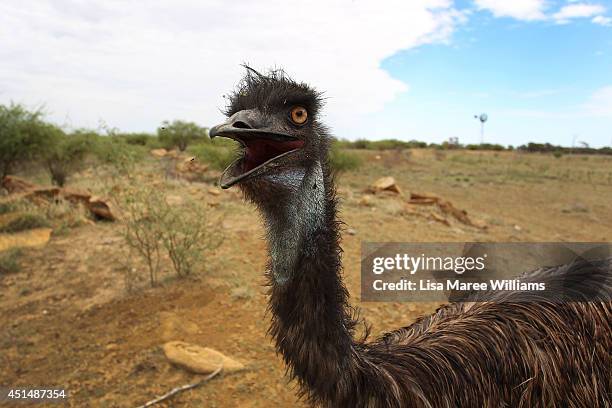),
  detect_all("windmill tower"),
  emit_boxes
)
[474,113,488,144]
